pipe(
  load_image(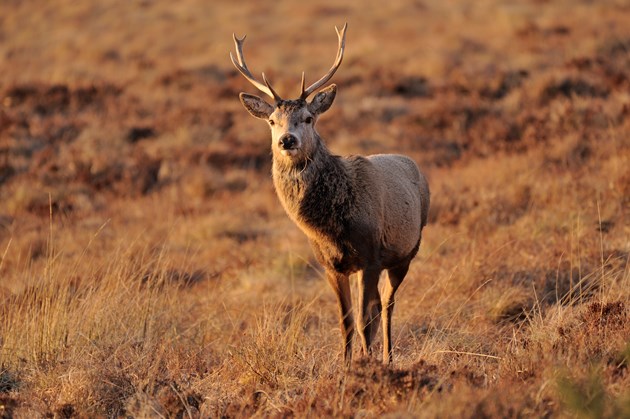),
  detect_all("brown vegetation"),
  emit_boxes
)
[0,0,628,417]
